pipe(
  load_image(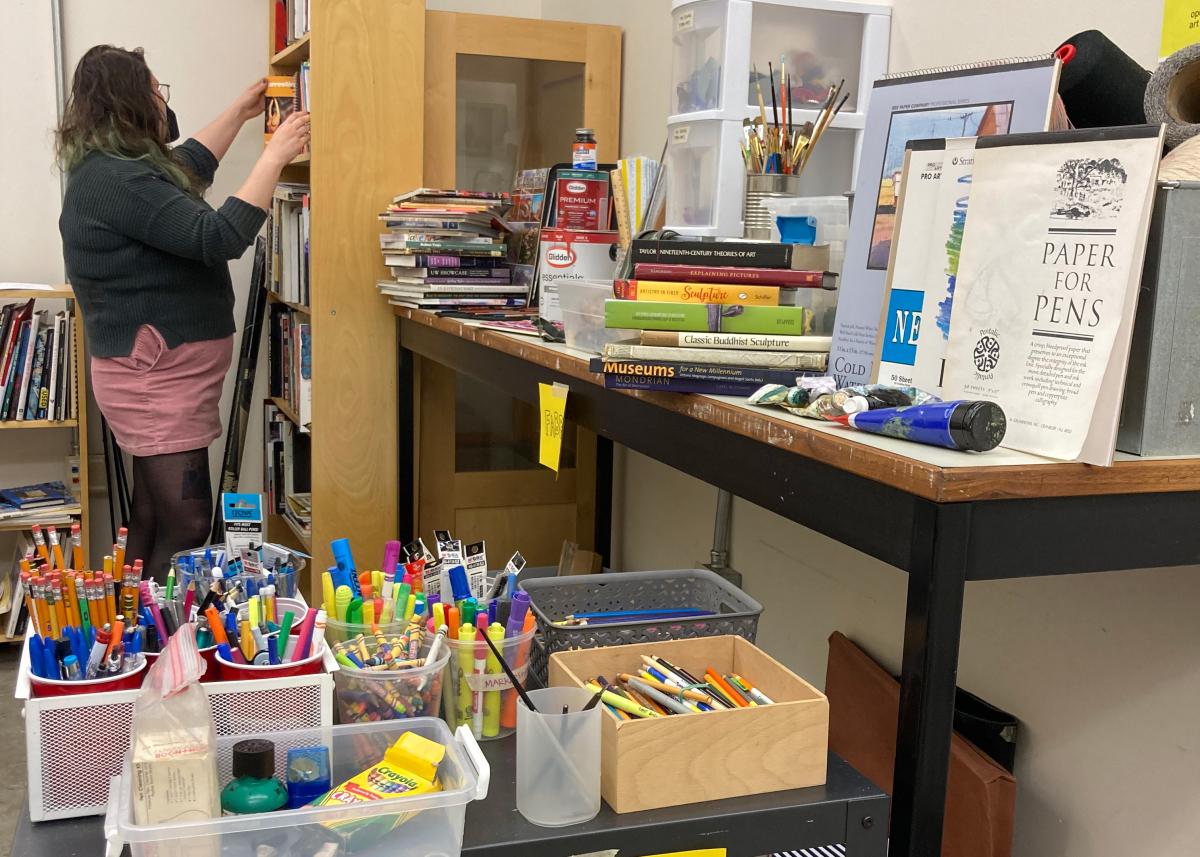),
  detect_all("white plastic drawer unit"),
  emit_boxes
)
[665,119,746,236]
